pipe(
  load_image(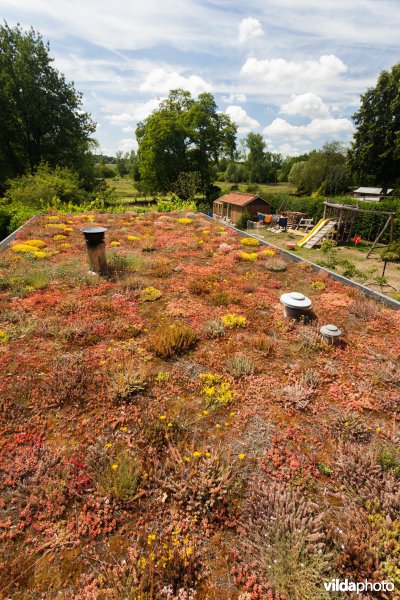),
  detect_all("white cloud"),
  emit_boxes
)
[139,68,212,95]
[263,116,354,142]
[118,138,138,153]
[106,98,165,130]
[238,17,264,44]
[273,142,306,156]
[280,93,331,119]
[225,105,259,133]
[241,55,347,96]
[221,93,247,103]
